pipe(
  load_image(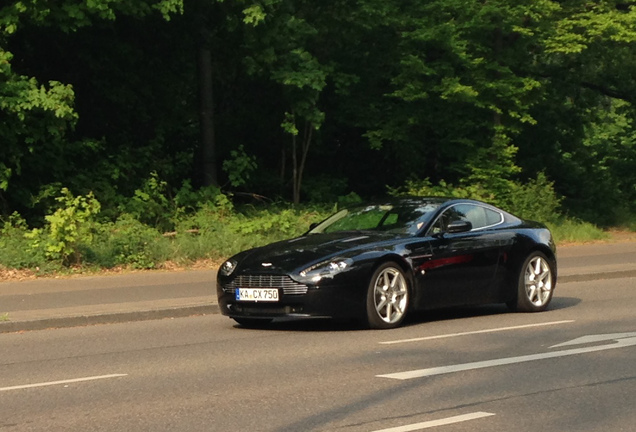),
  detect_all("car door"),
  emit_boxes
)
[415,204,503,308]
